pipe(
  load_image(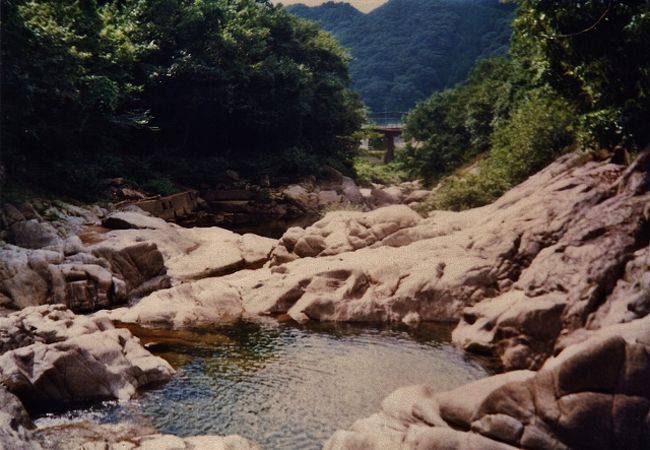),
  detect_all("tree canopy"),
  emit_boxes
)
[402,0,649,210]
[1,0,364,198]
